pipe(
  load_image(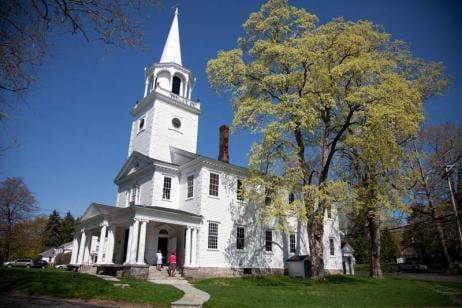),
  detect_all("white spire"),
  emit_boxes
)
[160,8,182,65]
